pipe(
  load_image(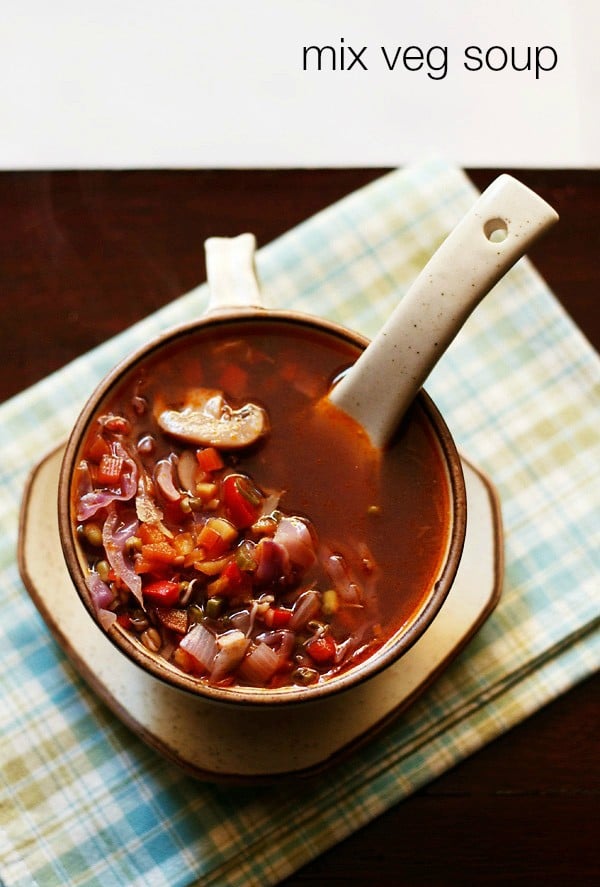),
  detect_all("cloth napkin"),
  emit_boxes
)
[1,159,598,887]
